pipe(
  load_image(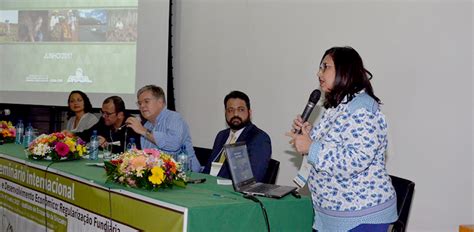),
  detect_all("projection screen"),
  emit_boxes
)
[0,0,169,110]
